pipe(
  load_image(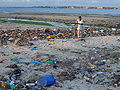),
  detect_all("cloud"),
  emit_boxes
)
[1,0,33,2]
[1,0,120,7]
[91,0,99,3]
